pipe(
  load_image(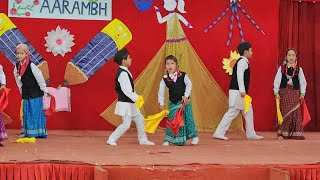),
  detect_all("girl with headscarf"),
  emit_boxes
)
[14,44,49,138]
